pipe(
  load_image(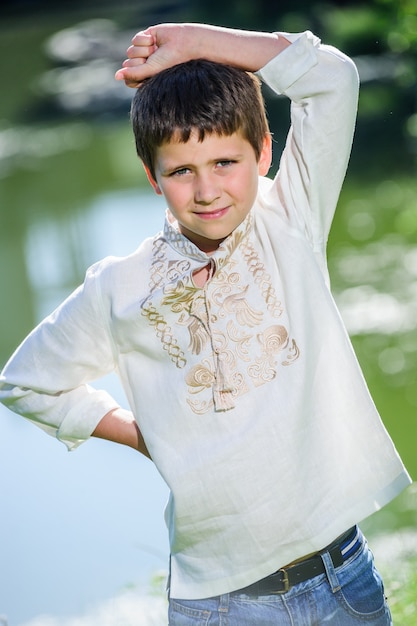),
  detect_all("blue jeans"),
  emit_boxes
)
[168,531,392,625]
